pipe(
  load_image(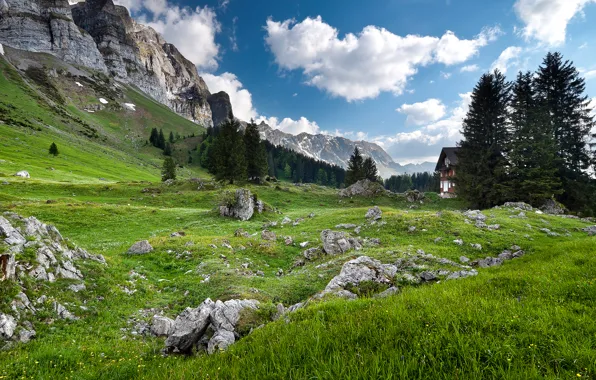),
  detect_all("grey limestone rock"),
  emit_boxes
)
[127,240,153,255]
